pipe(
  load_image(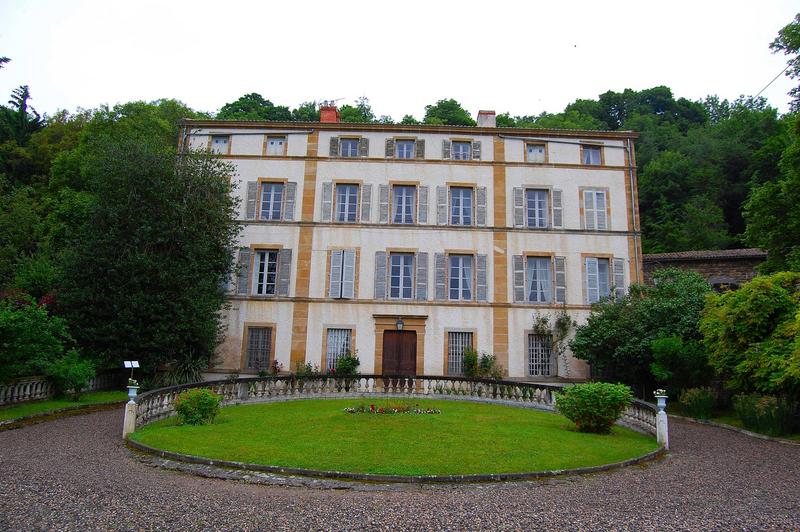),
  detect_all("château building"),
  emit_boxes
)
[181,105,641,380]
